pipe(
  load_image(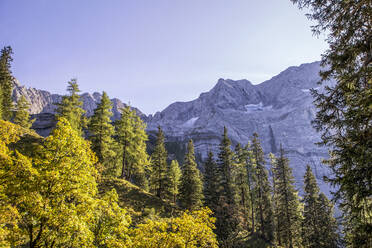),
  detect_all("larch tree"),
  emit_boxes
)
[13,95,34,129]
[149,126,169,199]
[179,139,204,210]
[55,79,86,135]
[115,106,149,189]
[0,46,14,121]
[251,133,274,243]
[291,1,372,246]
[168,159,182,204]
[273,145,302,248]
[88,91,117,175]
